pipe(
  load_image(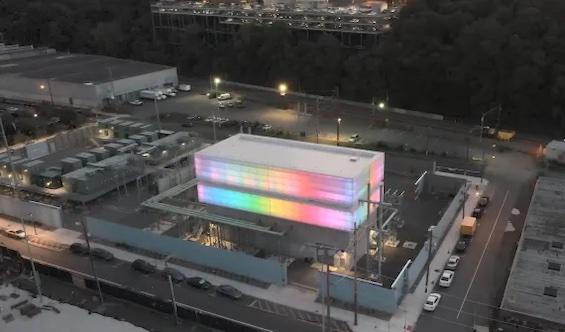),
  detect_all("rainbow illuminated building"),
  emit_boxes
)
[195,134,384,232]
